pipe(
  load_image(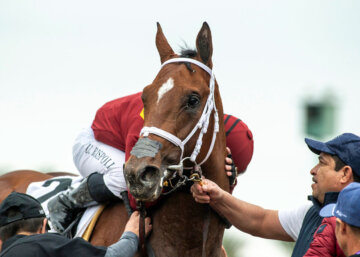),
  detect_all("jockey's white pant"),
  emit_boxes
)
[72,127,127,198]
